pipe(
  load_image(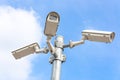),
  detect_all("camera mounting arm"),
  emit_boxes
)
[46,37,55,54]
[35,47,49,54]
[63,36,86,48]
